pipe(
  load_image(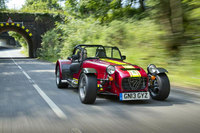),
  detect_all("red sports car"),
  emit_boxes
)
[55,44,170,104]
